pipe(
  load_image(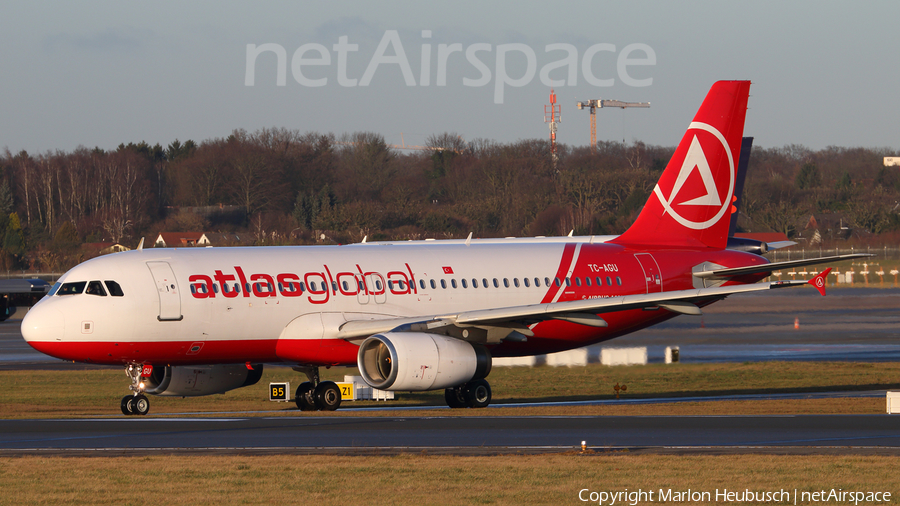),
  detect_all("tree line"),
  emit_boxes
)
[1,127,897,272]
